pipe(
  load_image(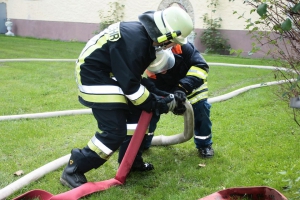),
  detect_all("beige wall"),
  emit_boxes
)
[2,0,253,30]
[1,0,265,57]
[3,0,166,23]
